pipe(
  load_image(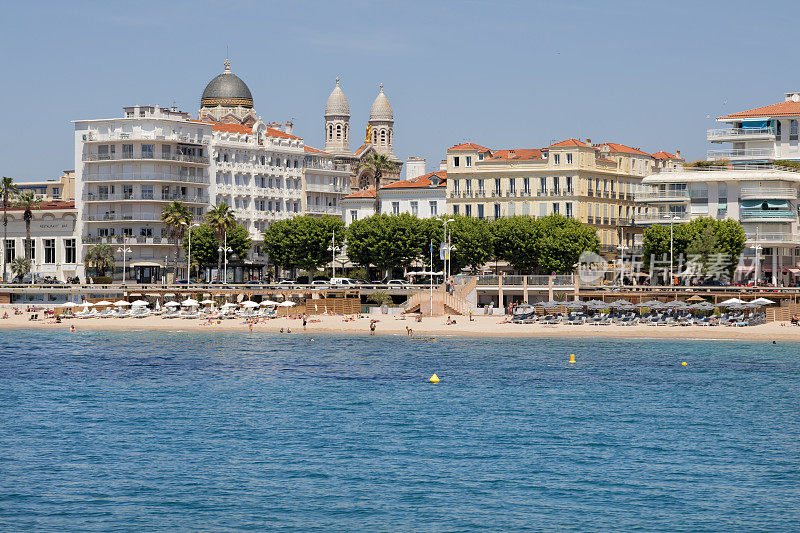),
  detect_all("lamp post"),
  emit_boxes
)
[663,214,680,286]
[753,239,762,289]
[616,242,628,285]
[117,238,132,284]
[218,232,232,284]
[181,221,200,286]
[329,229,341,279]
[442,218,453,280]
